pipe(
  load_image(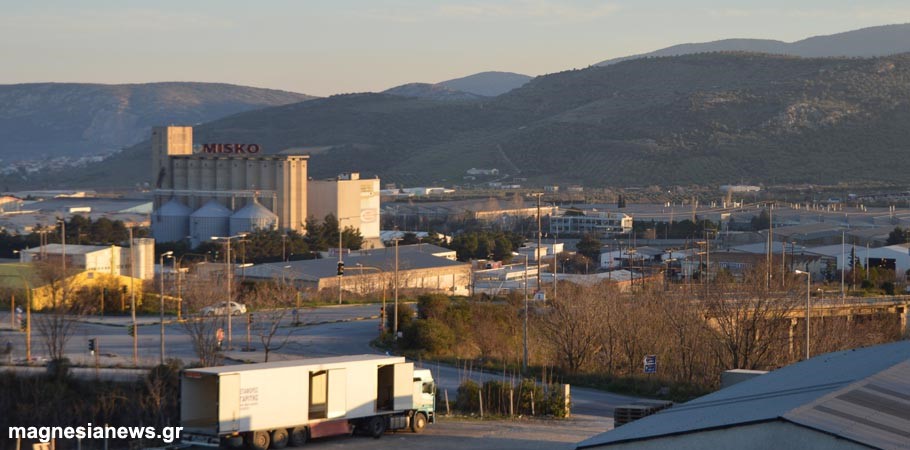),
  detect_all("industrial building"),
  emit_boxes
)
[577,341,910,450]
[18,241,155,280]
[308,173,381,247]
[243,244,471,296]
[149,126,382,248]
[549,208,633,237]
[151,126,307,245]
